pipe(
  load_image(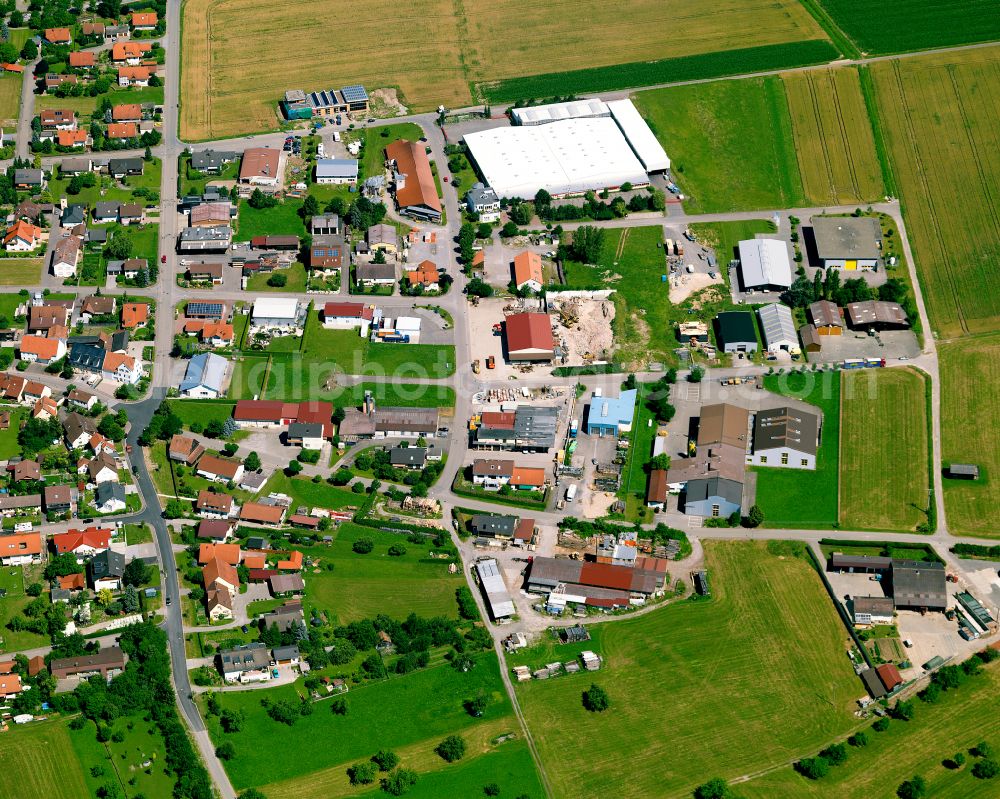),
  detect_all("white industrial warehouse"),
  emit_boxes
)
[464,98,669,199]
[737,238,793,291]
